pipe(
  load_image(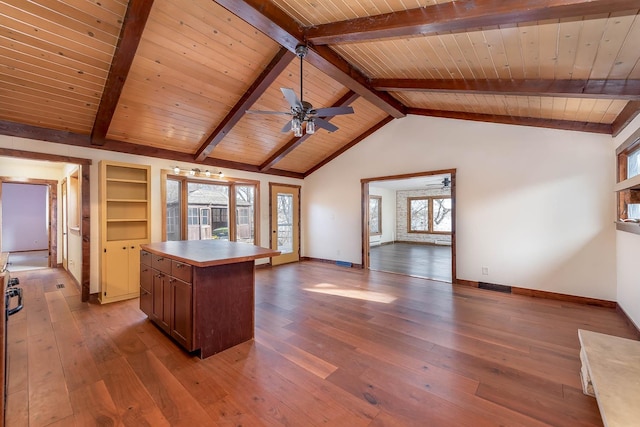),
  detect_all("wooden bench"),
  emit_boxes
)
[578,329,640,427]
